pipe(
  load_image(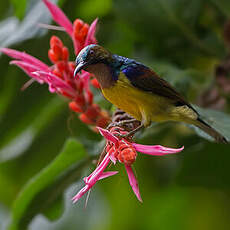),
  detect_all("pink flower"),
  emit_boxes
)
[1,0,110,128]
[1,0,97,96]
[72,127,184,203]
[0,47,80,98]
[43,0,97,54]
